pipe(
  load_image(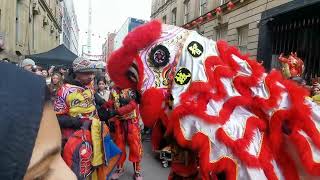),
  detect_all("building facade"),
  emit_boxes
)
[113,17,146,50]
[151,0,293,59]
[151,0,320,81]
[0,0,62,61]
[60,0,79,55]
[102,32,116,61]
